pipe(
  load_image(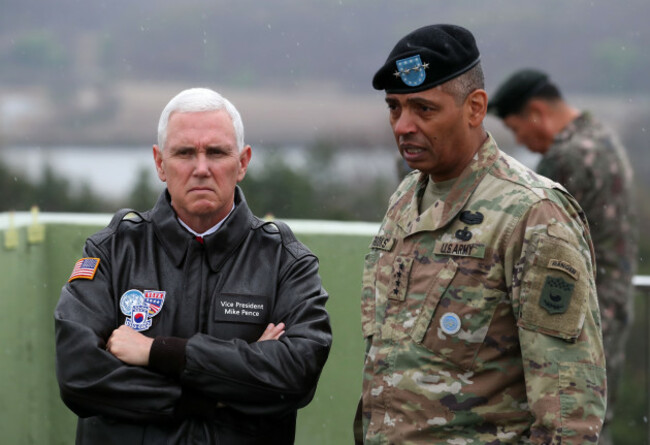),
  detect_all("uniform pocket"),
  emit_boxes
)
[409,259,504,371]
[559,362,607,440]
[409,258,458,343]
